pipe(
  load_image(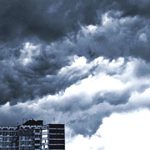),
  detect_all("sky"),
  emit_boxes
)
[0,0,150,149]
